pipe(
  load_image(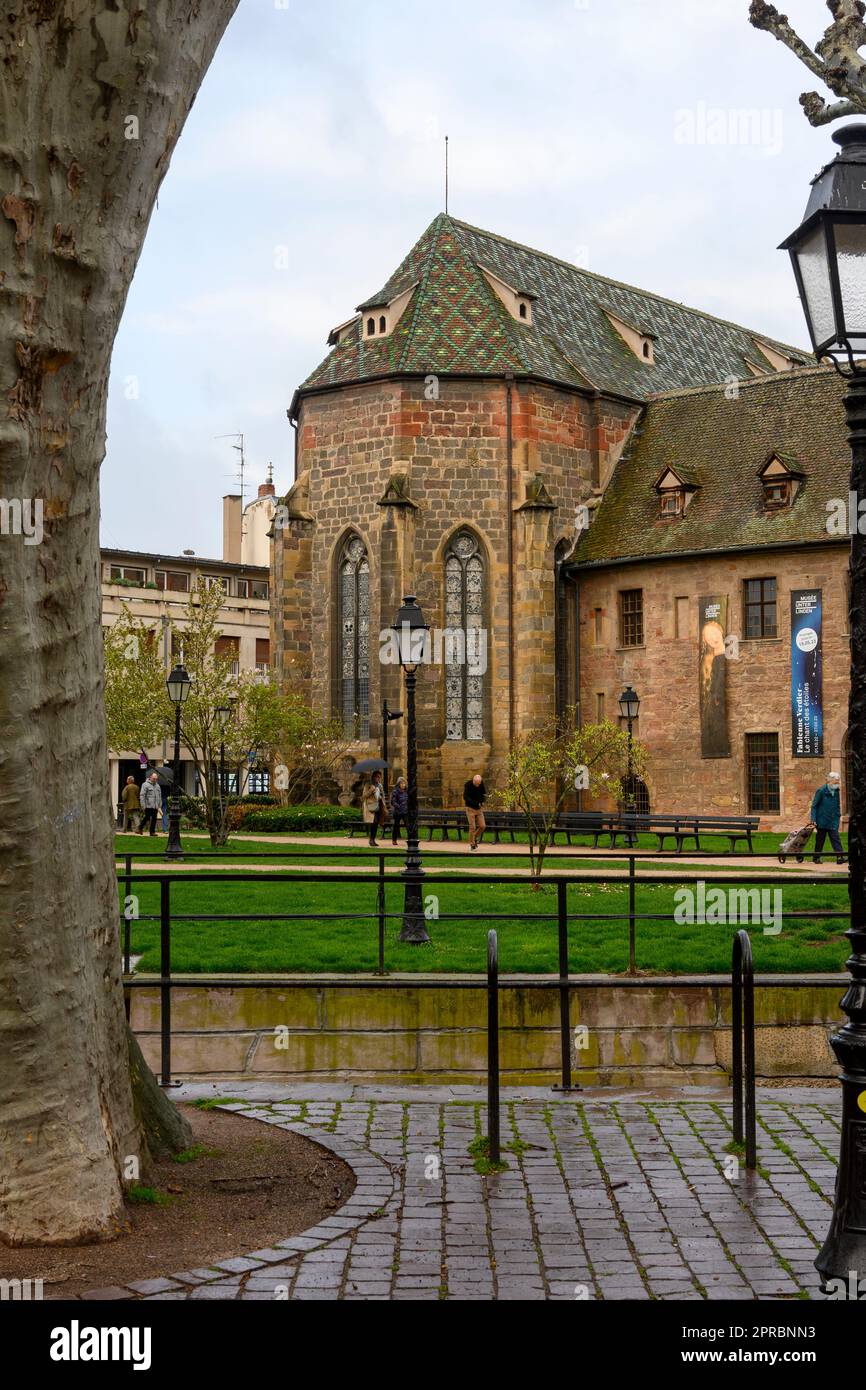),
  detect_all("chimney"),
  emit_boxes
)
[223,494,242,563]
[258,461,276,499]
